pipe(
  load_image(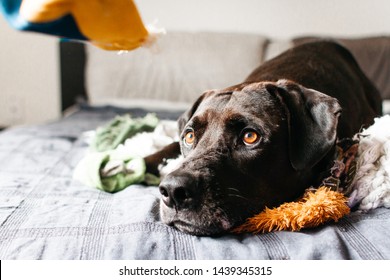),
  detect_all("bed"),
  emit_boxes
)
[1,32,390,259]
